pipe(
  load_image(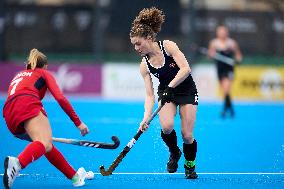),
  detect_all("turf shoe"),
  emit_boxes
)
[185,166,198,179]
[167,149,182,173]
[184,160,198,179]
[72,167,87,187]
[3,156,22,189]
